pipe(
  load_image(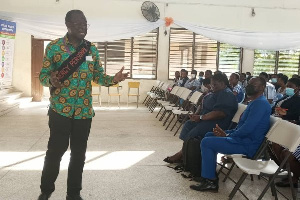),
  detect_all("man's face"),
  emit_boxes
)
[240,74,246,81]
[181,71,187,78]
[246,78,263,96]
[229,74,238,85]
[66,12,88,40]
[211,79,224,93]
[205,71,211,79]
[175,71,180,78]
